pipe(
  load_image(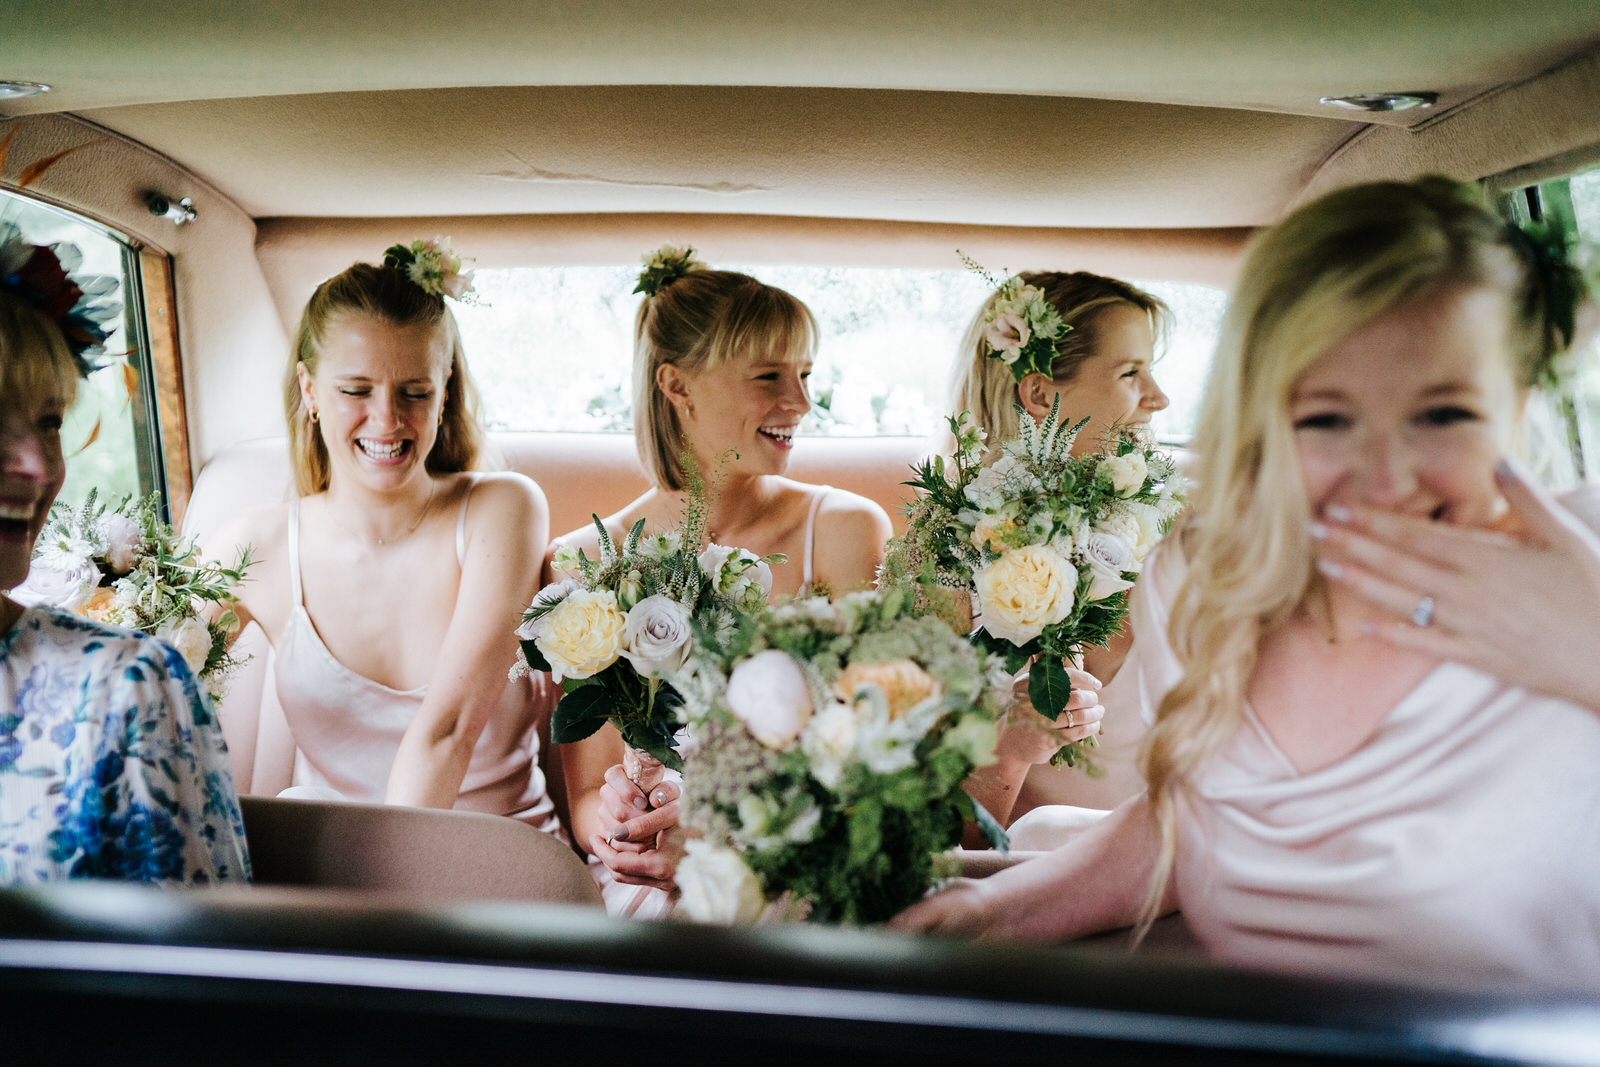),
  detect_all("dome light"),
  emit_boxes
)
[1320,92,1437,113]
[0,81,51,100]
